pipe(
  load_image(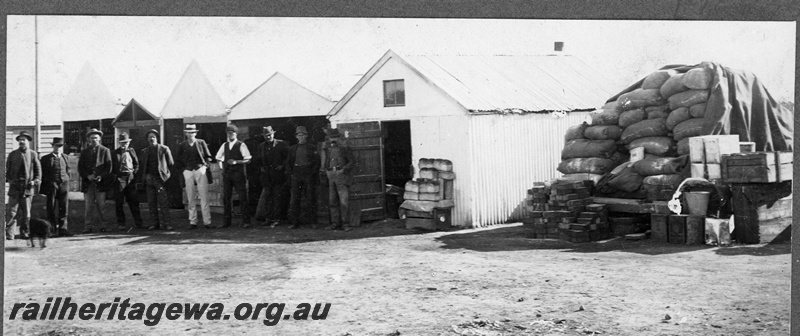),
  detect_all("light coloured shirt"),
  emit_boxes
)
[215,140,251,169]
[120,151,134,173]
